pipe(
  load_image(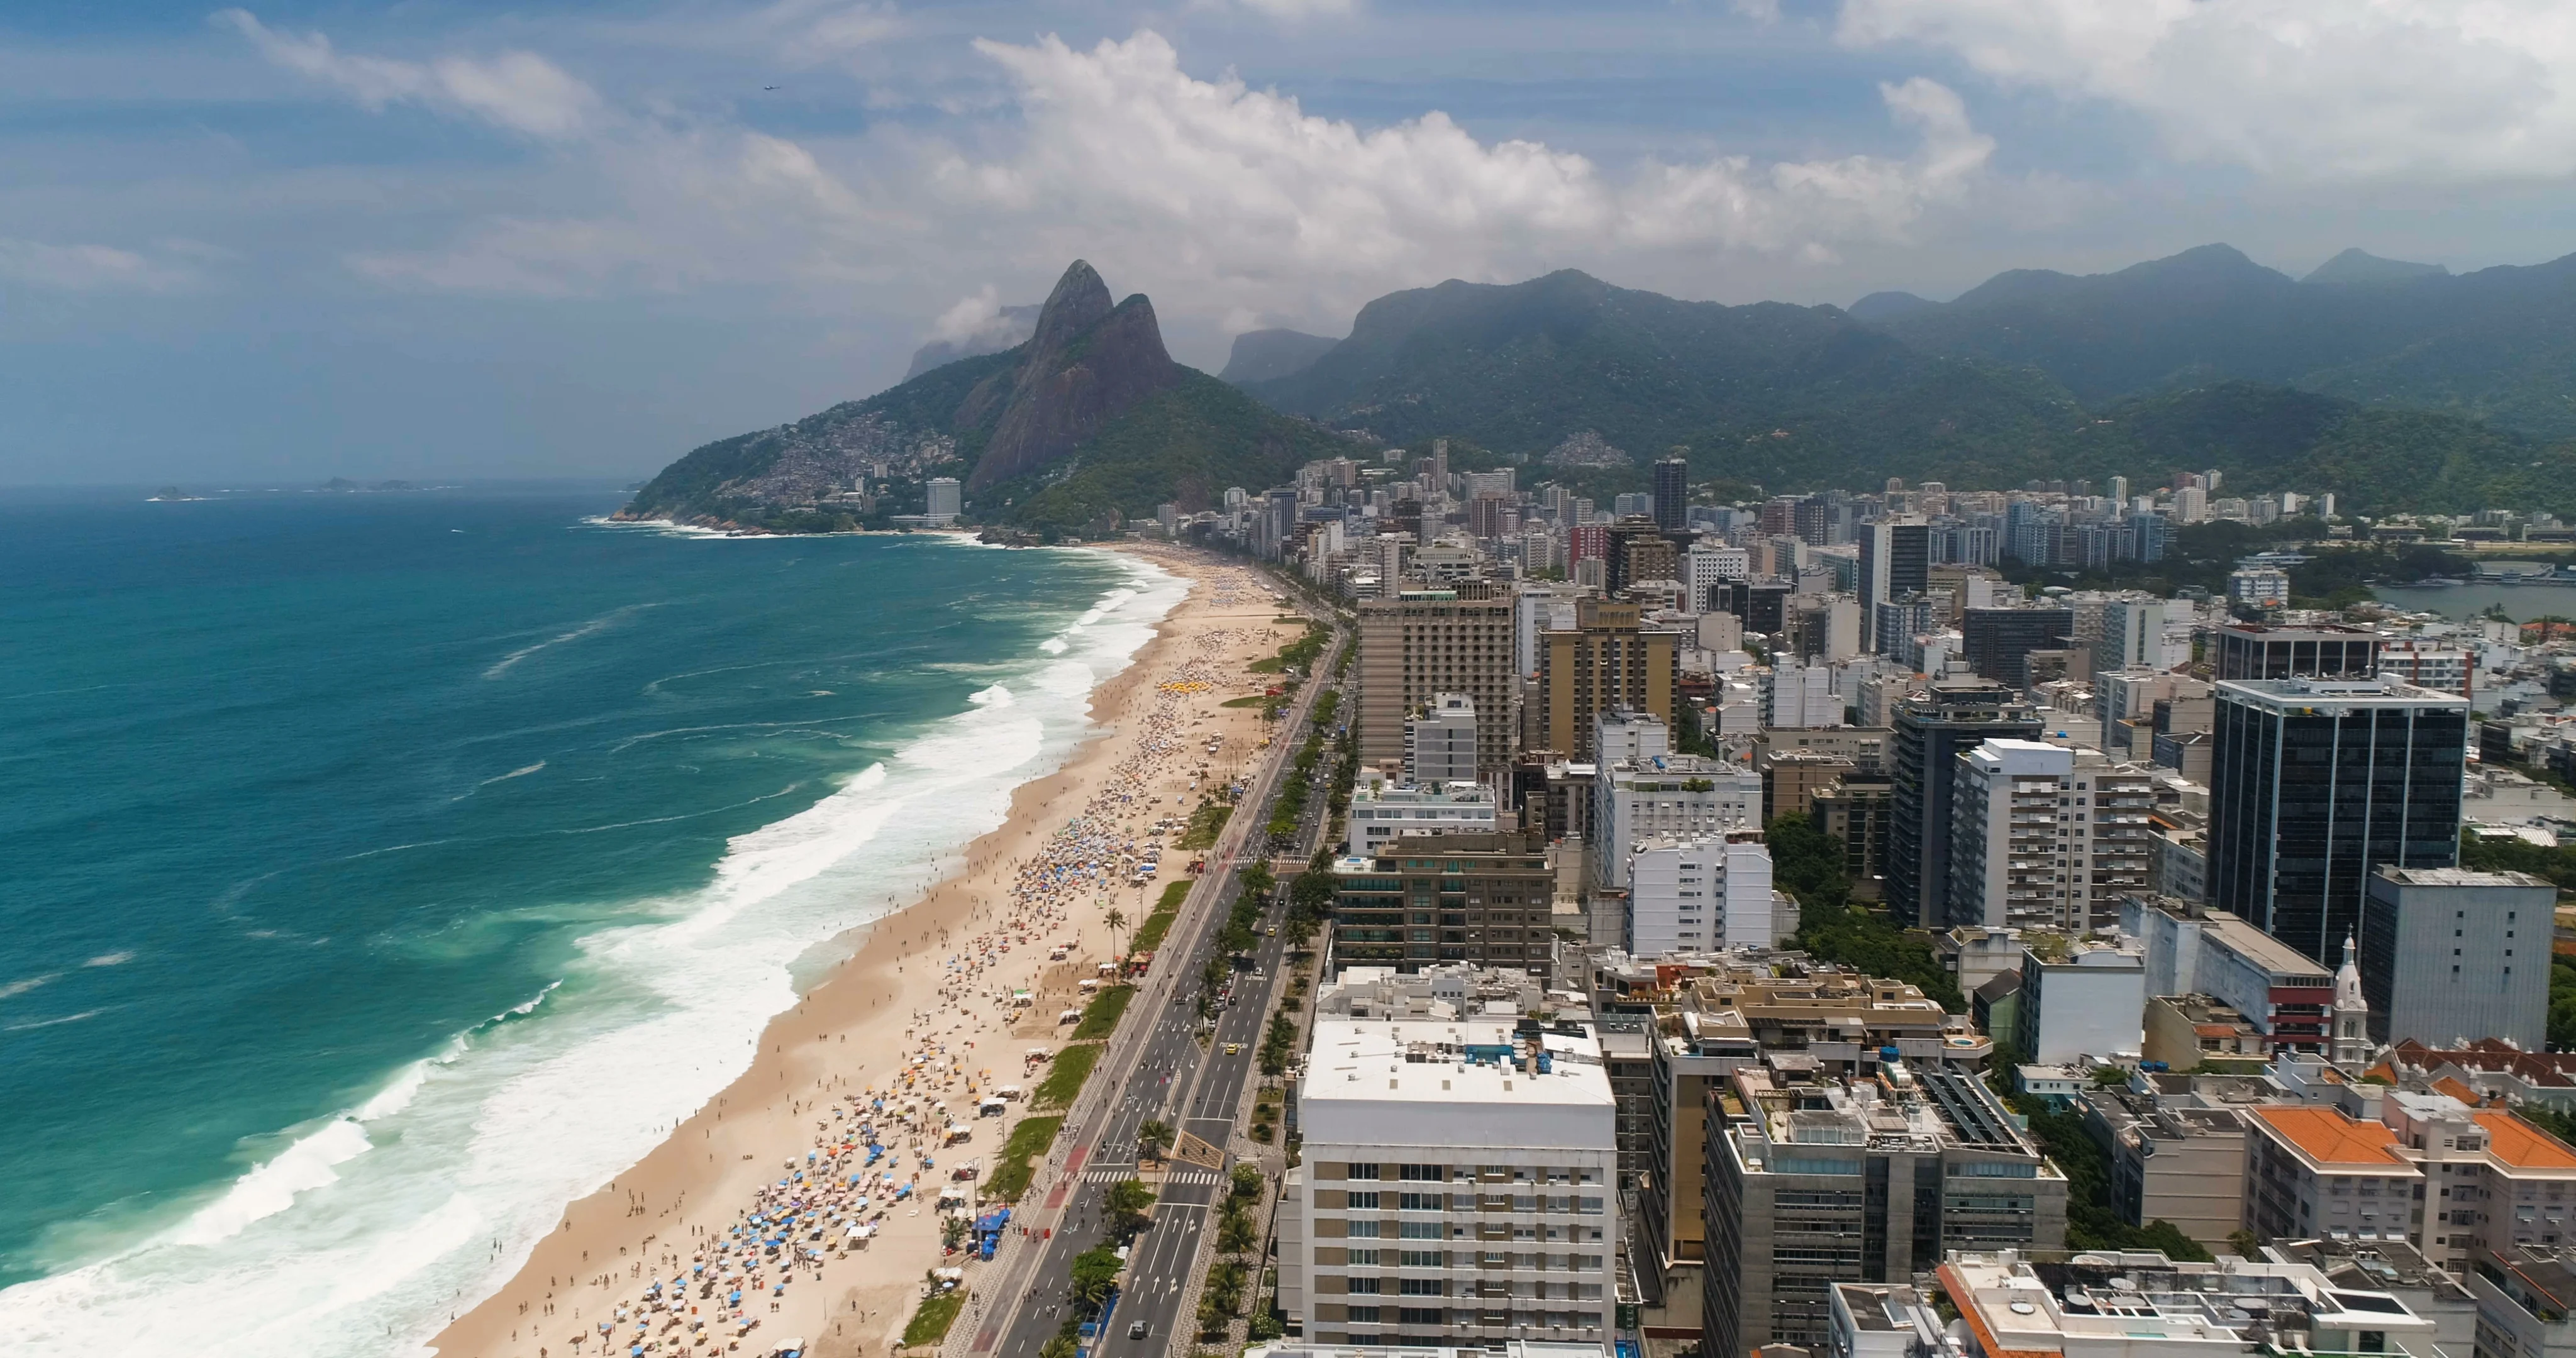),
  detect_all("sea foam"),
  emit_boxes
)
[0,546,1184,1358]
